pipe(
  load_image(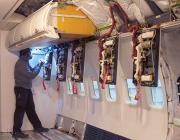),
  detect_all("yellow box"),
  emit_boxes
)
[52,4,96,38]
